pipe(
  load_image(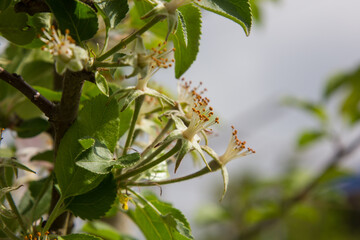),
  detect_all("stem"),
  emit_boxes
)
[138,139,173,168]
[31,176,52,223]
[123,95,145,155]
[119,140,181,181]
[97,15,166,62]
[129,161,218,186]
[42,196,65,234]
[92,61,130,69]
[142,119,174,158]
[0,168,27,233]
